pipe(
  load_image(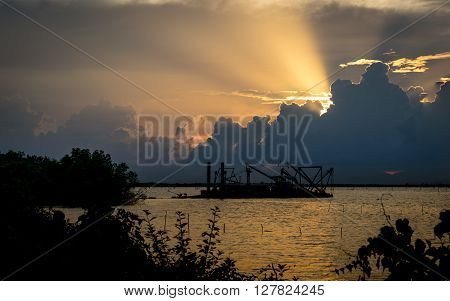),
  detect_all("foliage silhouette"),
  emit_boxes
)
[338,210,450,280]
[0,149,137,209]
[57,148,137,209]
[1,206,261,280]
